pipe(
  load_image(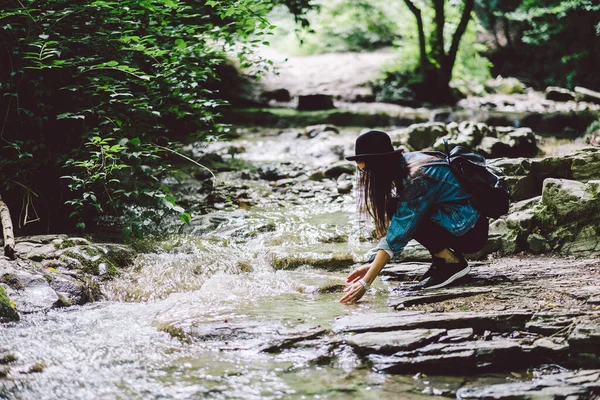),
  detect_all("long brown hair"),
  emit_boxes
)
[357,154,435,238]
